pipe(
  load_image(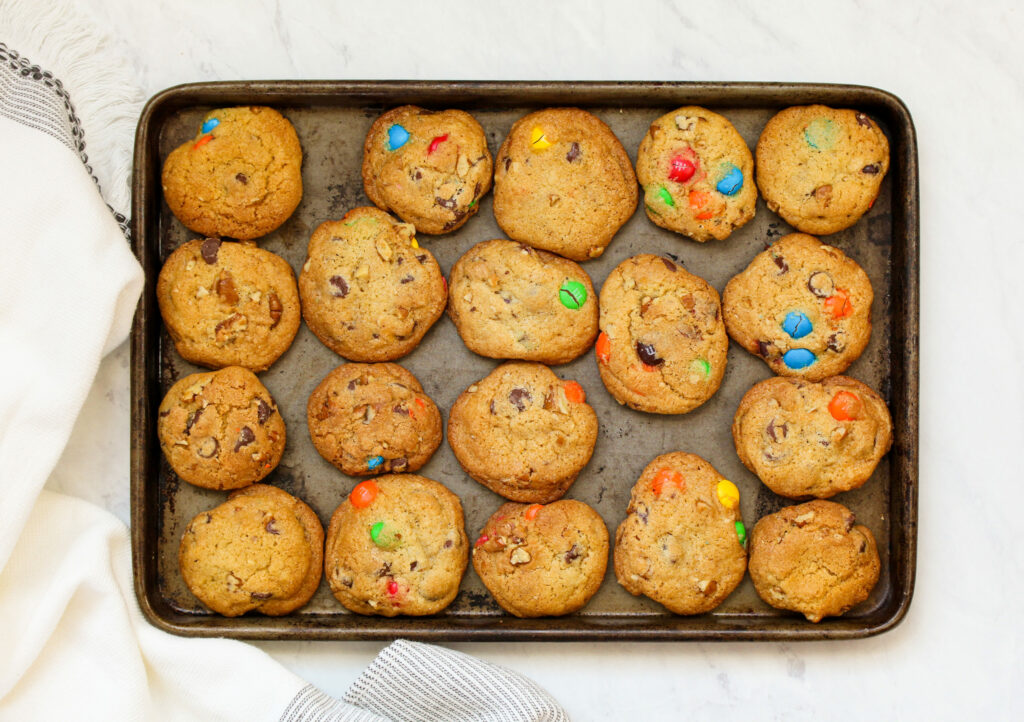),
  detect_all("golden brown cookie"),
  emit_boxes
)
[447,239,599,365]
[636,106,757,241]
[732,376,893,498]
[614,452,747,615]
[748,500,880,622]
[324,475,468,616]
[299,207,447,361]
[756,105,889,235]
[306,362,442,476]
[595,254,727,414]
[722,233,872,381]
[362,105,493,234]
[493,107,638,261]
[472,501,608,617]
[179,484,323,617]
[161,106,303,239]
[157,237,301,371]
[157,366,285,490]
[447,362,598,503]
